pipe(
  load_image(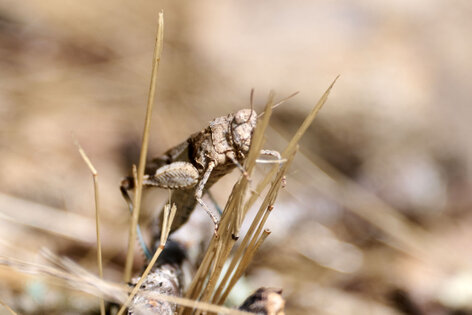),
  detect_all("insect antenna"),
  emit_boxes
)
[257,91,300,118]
[250,88,255,112]
[247,88,255,123]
